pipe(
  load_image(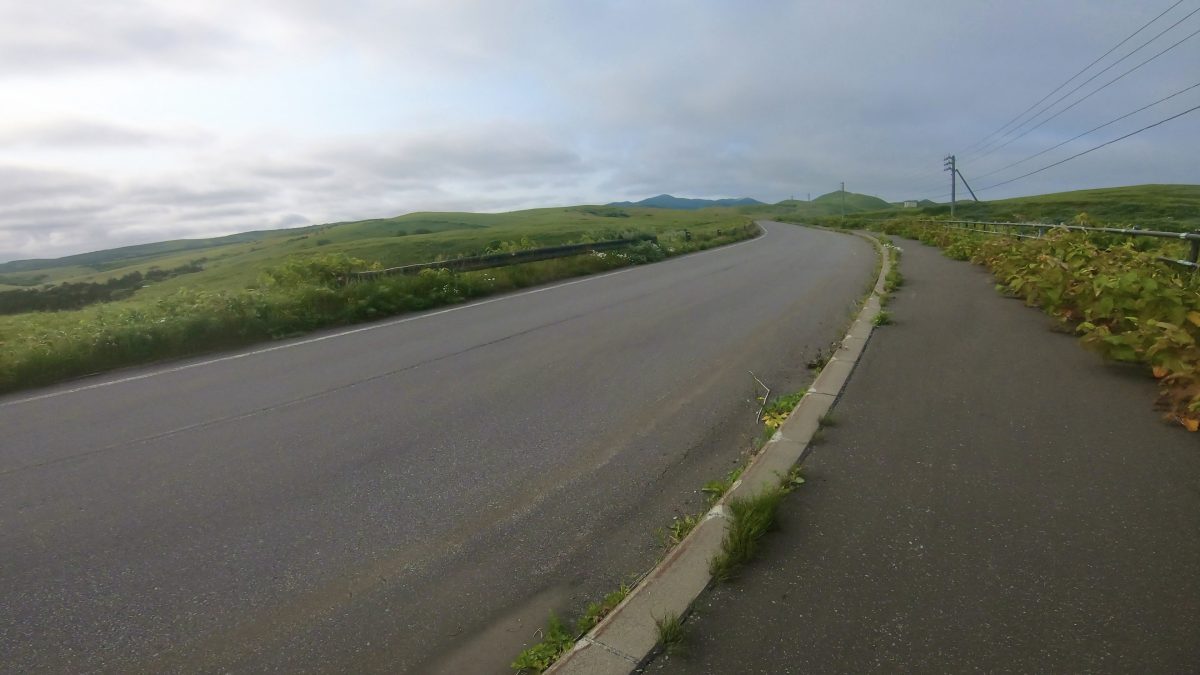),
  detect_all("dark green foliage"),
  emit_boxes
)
[0,260,204,314]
